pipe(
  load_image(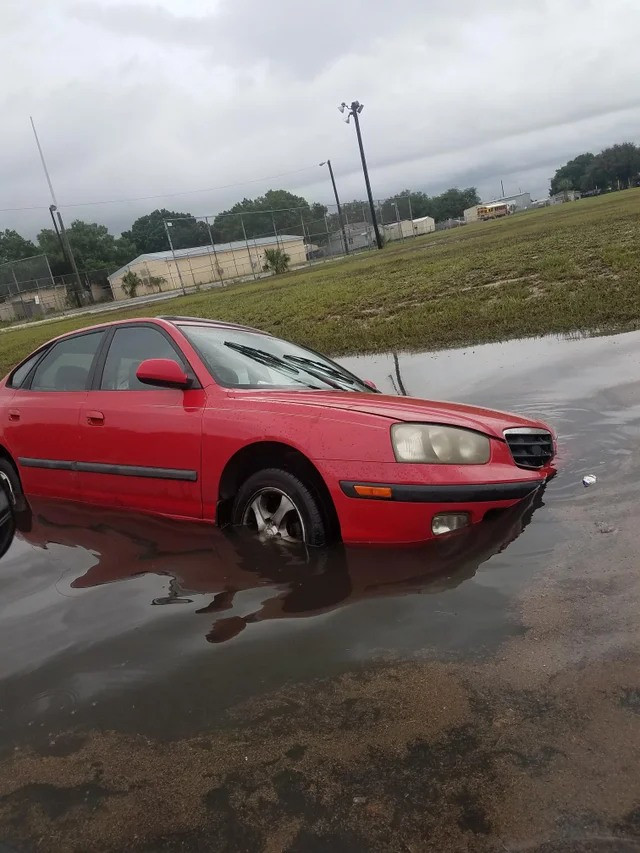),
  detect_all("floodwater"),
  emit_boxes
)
[2,330,640,852]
